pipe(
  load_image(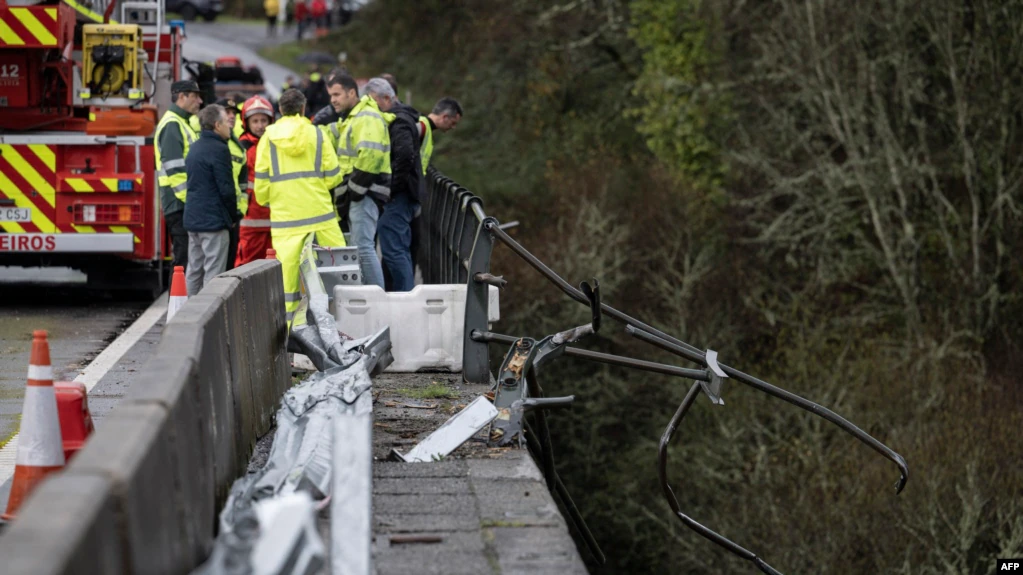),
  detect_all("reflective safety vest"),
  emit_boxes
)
[155,110,197,203]
[228,136,249,216]
[418,116,433,175]
[254,115,343,236]
[329,95,392,198]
